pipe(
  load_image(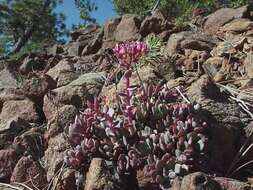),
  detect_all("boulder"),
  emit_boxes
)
[164,31,218,57]
[115,15,142,42]
[244,53,253,78]
[45,105,78,139]
[21,74,56,104]
[0,118,30,149]
[67,41,89,57]
[13,129,45,160]
[215,177,252,190]
[68,24,103,56]
[0,68,25,104]
[46,59,75,81]
[46,44,64,55]
[70,24,99,41]
[172,172,222,190]
[44,54,62,72]
[186,75,250,174]
[0,99,40,123]
[19,54,47,74]
[10,156,47,190]
[0,68,18,90]
[211,39,246,57]
[51,168,77,190]
[104,17,121,40]
[44,133,69,181]
[0,88,25,103]
[56,70,79,87]
[140,11,174,40]
[0,149,21,183]
[84,158,115,190]
[204,5,250,34]
[43,72,105,122]
[81,28,104,56]
[219,18,253,33]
